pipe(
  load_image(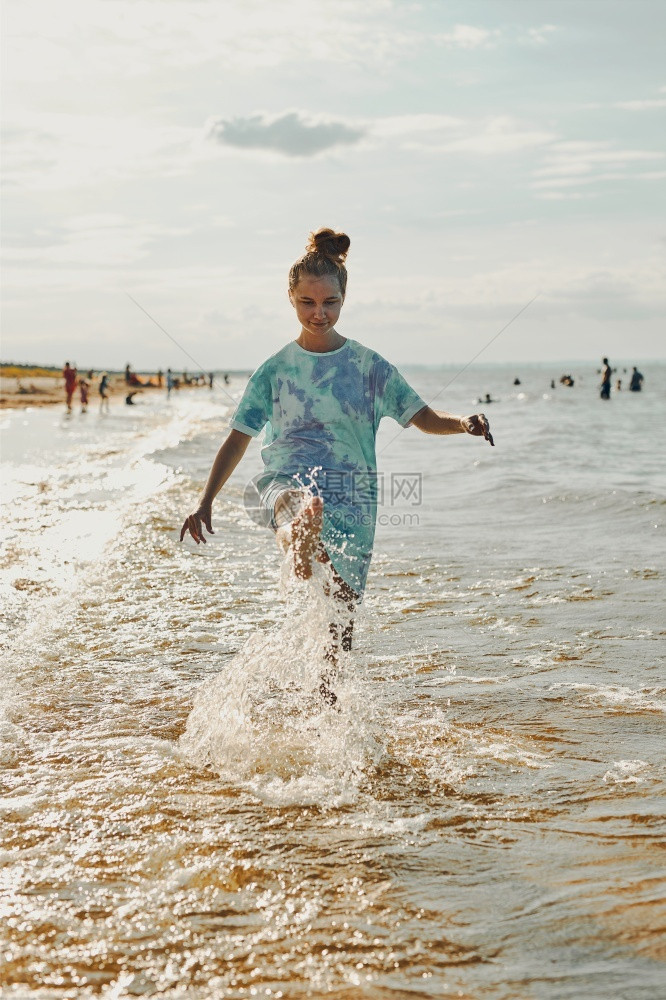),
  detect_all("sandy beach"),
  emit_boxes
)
[0,371,205,409]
